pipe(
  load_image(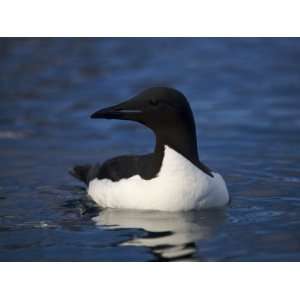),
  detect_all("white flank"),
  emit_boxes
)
[88,146,229,211]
